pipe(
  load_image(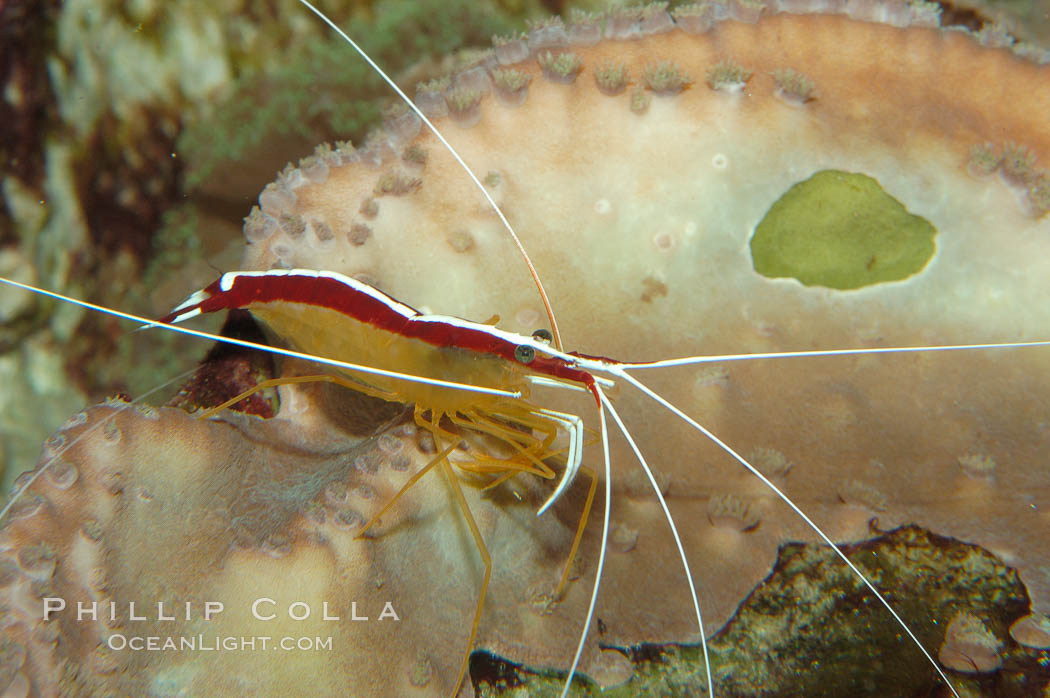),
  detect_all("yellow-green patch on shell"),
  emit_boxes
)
[750,170,937,290]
